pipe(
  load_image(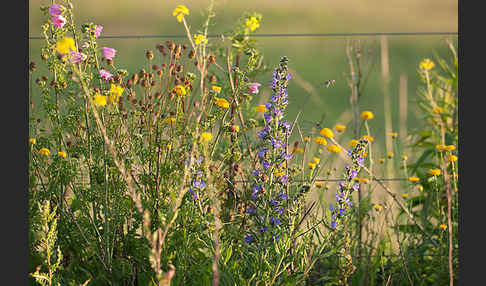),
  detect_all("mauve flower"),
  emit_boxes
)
[257,148,268,159]
[252,169,261,177]
[282,121,291,129]
[269,199,278,207]
[248,207,256,214]
[99,69,113,81]
[94,25,103,37]
[102,47,116,60]
[69,51,84,64]
[277,207,284,214]
[279,193,288,201]
[244,235,253,244]
[49,4,63,17]
[249,82,261,94]
[331,221,337,229]
[259,226,267,234]
[339,208,346,216]
[262,160,270,170]
[52,15,66,28]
